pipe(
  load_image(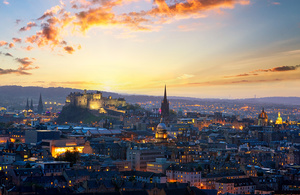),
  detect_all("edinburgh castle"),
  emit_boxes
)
[65,90,127,114]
